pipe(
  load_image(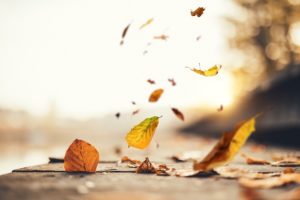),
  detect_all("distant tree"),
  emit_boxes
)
[228,0,300,82]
